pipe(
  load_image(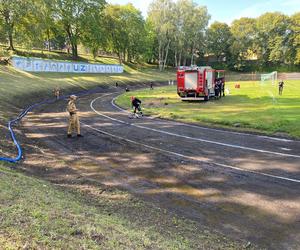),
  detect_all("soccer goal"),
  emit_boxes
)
[260,71,278,103]
[260,71,277,85]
